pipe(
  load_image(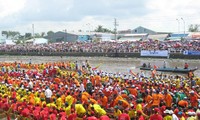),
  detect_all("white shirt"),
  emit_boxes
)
[172,114,179,120]
[80,83,85,92]
[45,88,52,98]
[28,81,33,89]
